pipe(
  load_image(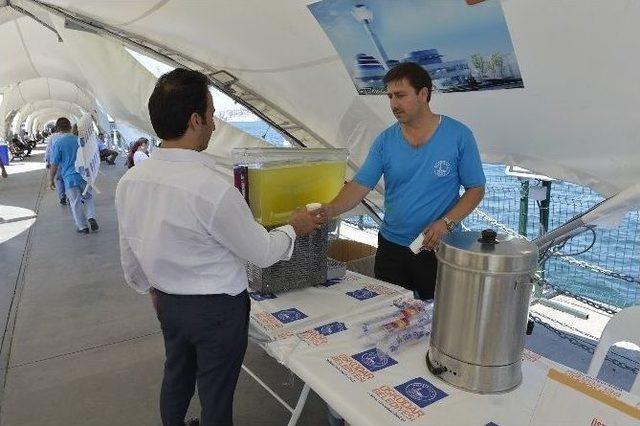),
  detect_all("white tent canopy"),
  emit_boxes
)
[23,104,80,131]
[0,0,261,157]
[0,6,98,136]
[11,100,81,133]
[1,0,639,201]
[0,6,88,90]
[0,77,95,121]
